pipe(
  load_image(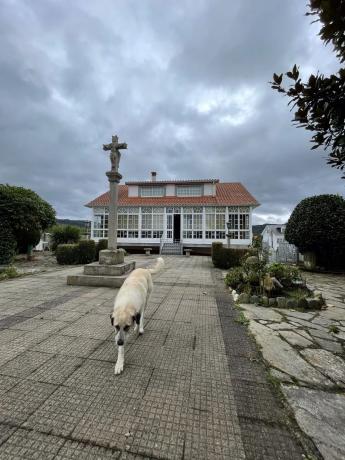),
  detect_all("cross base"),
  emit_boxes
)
[99,249,124,265]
